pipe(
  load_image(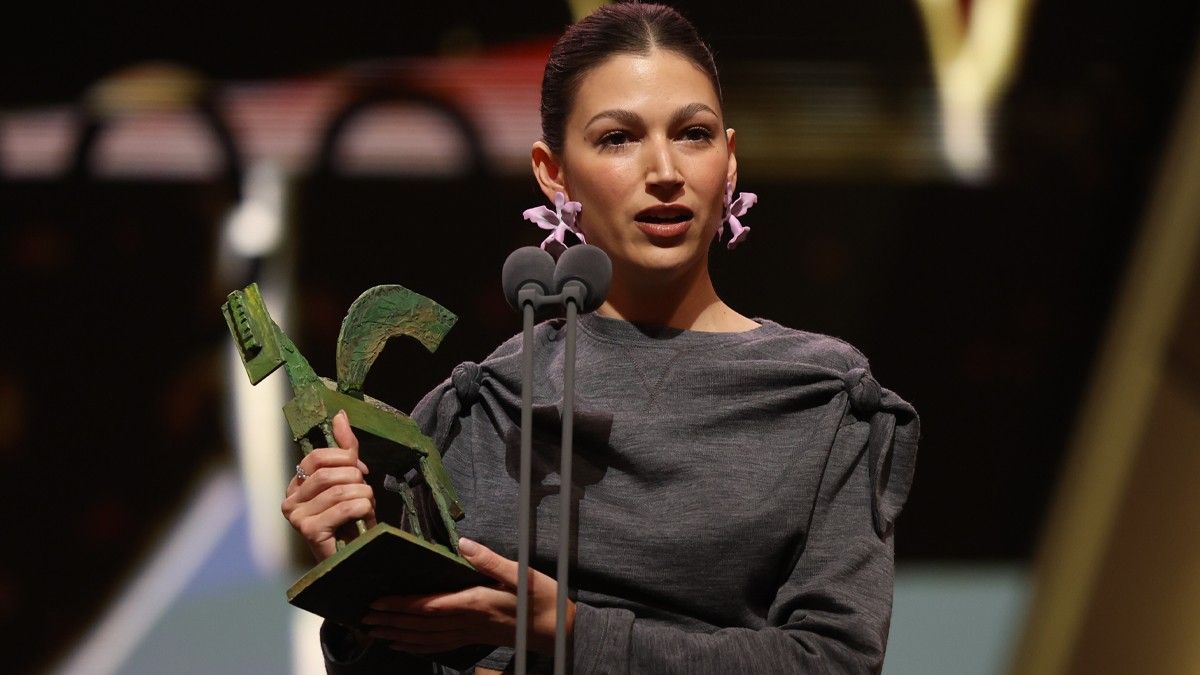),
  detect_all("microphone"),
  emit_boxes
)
[552,244,612,313]
[502,246,556,310]
[504,244,611,675]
